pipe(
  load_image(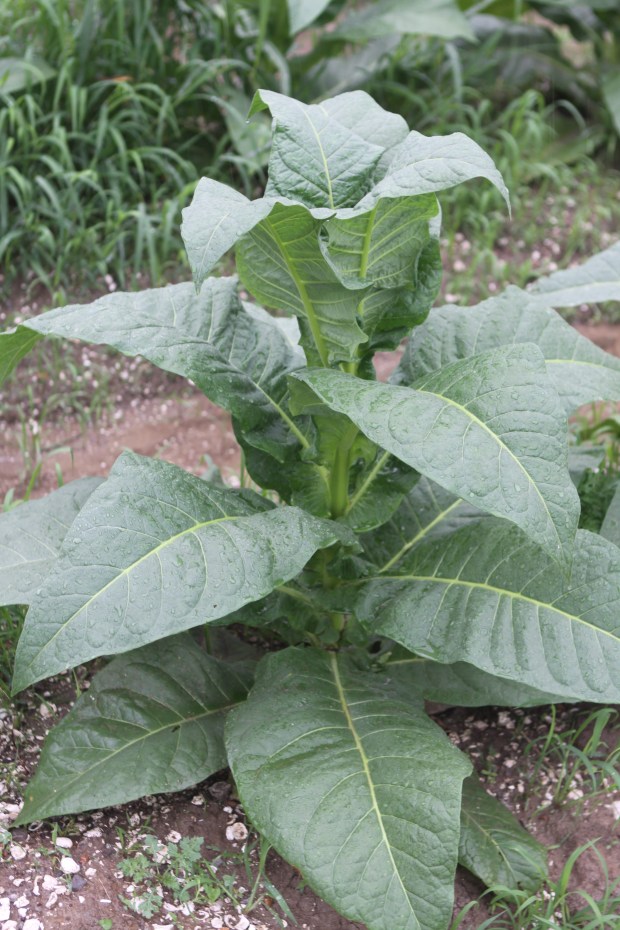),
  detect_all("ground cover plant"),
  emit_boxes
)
[2,91,620,930]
